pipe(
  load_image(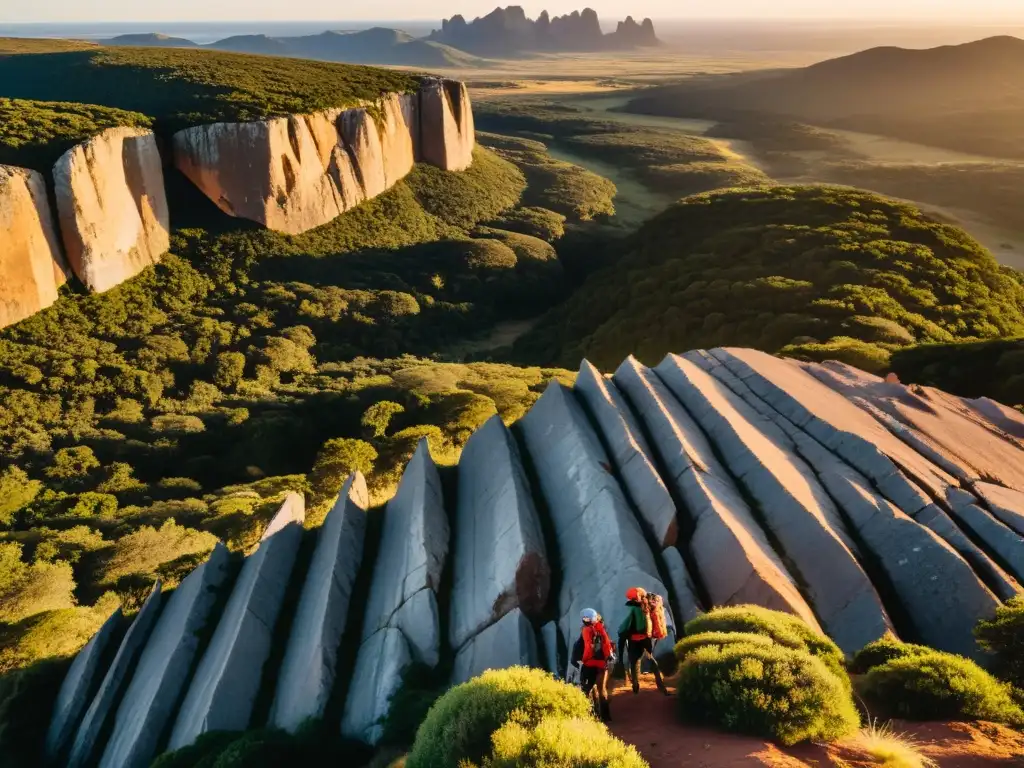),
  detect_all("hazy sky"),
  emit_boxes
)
[4,0,1024,23]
